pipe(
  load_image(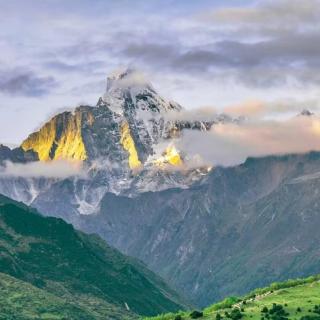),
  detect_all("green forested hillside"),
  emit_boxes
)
[0,194,187,319]
[146,276,320,320]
